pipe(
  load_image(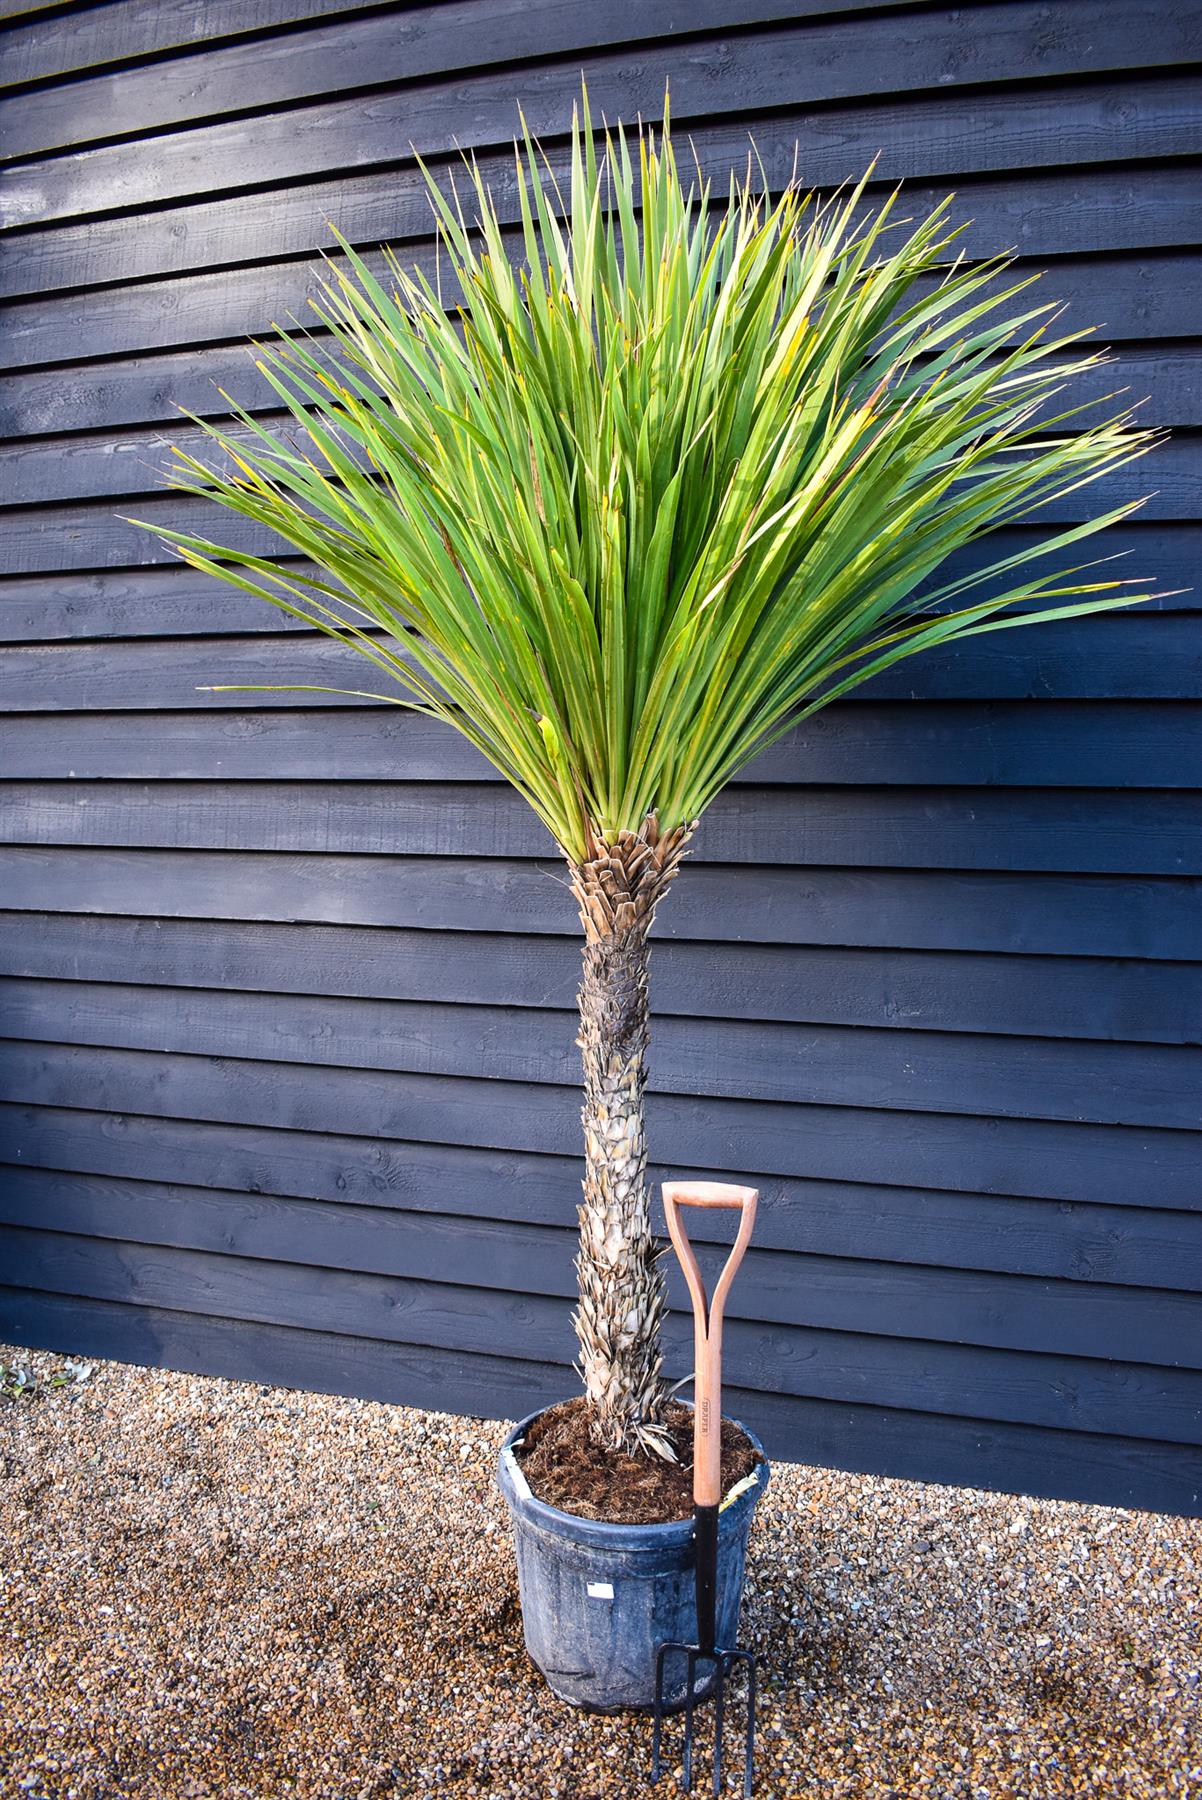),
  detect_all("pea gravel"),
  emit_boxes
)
[1,1345,1198,1800]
